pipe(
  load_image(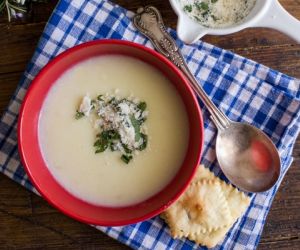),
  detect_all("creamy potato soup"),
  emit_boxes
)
[38,55,189,207]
